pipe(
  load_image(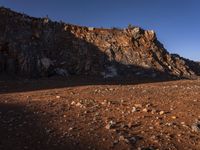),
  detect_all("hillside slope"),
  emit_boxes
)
[0,7,199,78]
